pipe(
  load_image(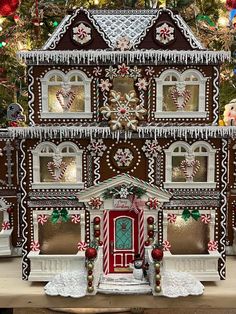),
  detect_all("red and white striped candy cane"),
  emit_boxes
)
[201,214,211,224]
[180,159,200,180]
[71,214,81,224]
[30,241,40,251]
[103,210,109,275]
[139,209,145,258]
[37,214,48,225]
[163,240,171,251]
[47,161,67,181]
[2,221,11,230]
[208,240,218,251]
[167,214,177,223]
[77,241,88,251]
